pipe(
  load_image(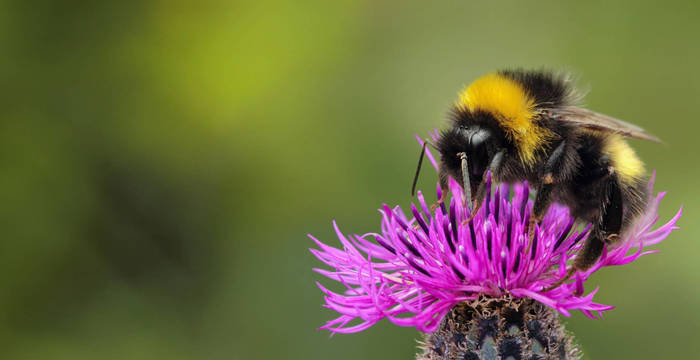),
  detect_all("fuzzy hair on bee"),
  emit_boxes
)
[423,69,660,289]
